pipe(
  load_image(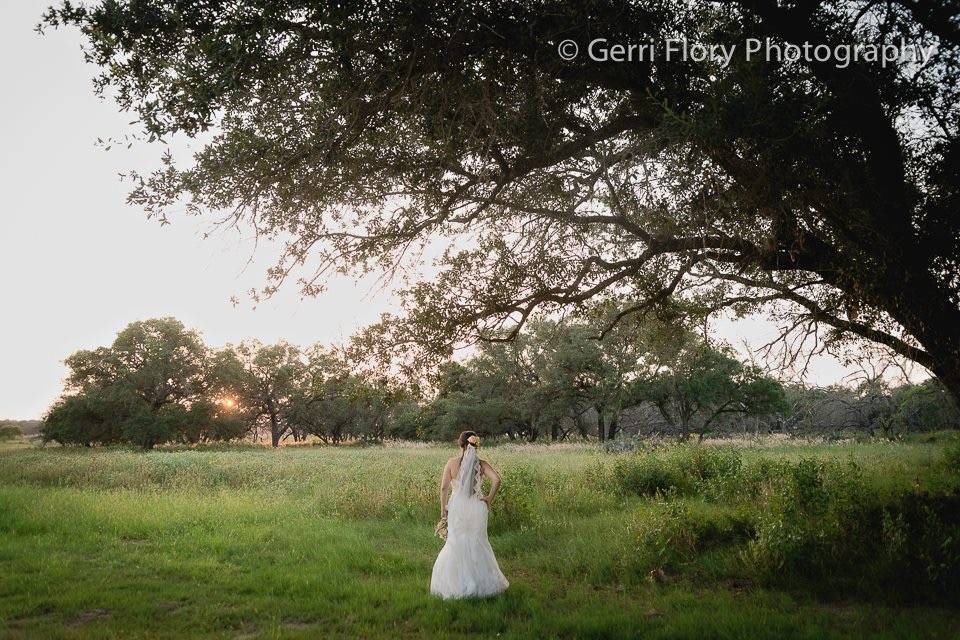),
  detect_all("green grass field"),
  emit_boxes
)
[1,436,959,639]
